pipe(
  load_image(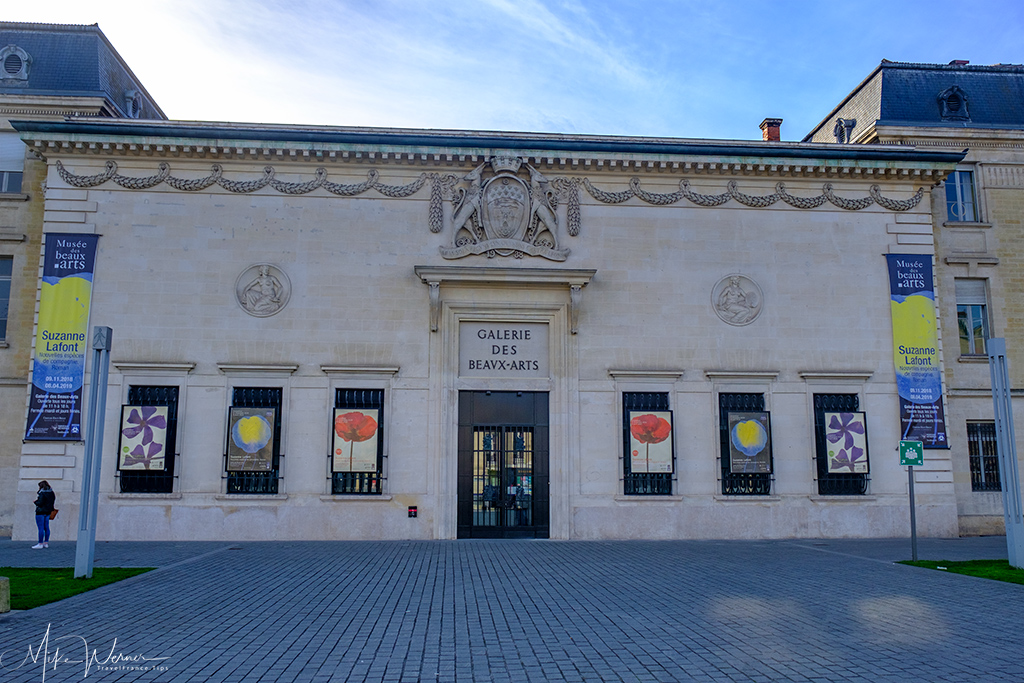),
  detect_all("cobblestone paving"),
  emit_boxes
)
[0,537,1019,682]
